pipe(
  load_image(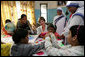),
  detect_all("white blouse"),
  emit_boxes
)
[36,24,48,35]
